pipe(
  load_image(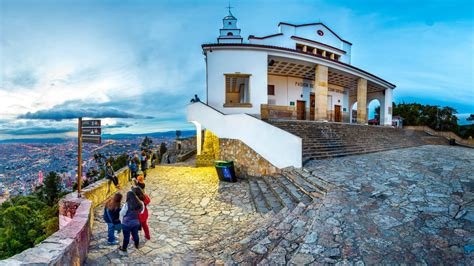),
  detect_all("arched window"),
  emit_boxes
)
[227,32,233,36]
